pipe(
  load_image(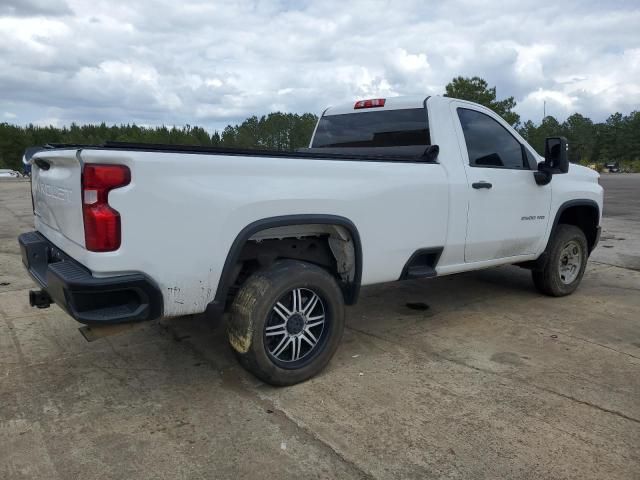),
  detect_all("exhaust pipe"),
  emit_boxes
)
[29,289,52,309]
